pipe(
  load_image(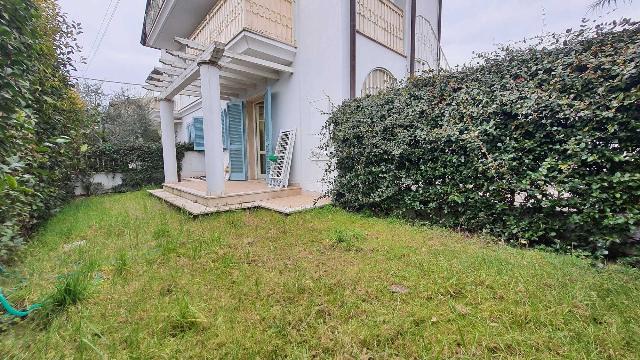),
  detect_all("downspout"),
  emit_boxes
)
[437,0,443,70]
[350,0,356,99]
[409,0,416,77]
